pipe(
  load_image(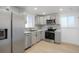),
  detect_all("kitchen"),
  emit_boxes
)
[0,6,79,53]
[24,13,61,48]
[24,6,79,53]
